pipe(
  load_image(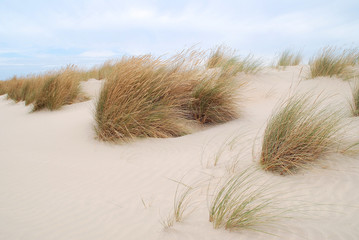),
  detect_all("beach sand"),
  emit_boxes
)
[1,66,359,240]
